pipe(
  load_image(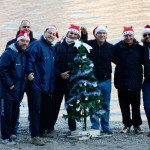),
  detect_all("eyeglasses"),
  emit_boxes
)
[143,33,150,38]
[22,26,30,28]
